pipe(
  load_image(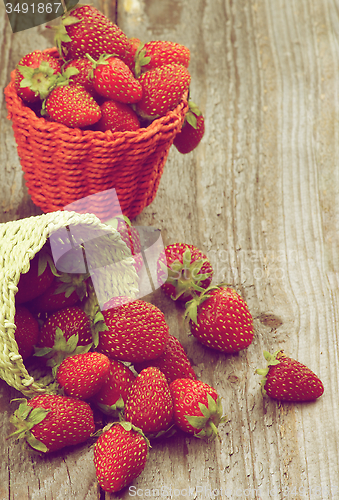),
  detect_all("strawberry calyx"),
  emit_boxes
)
[185,393,226,441]
[184,100,202,129]
[95,396,125,417]
[133,42,151,79]
[53,271,89,301]
[184,283,230,325]
[159,247,213,301]
[34,328,93,377]
[256,350,284,395]
[17,60,61,100]
[40,65,80,115]
[8,399,50,453]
